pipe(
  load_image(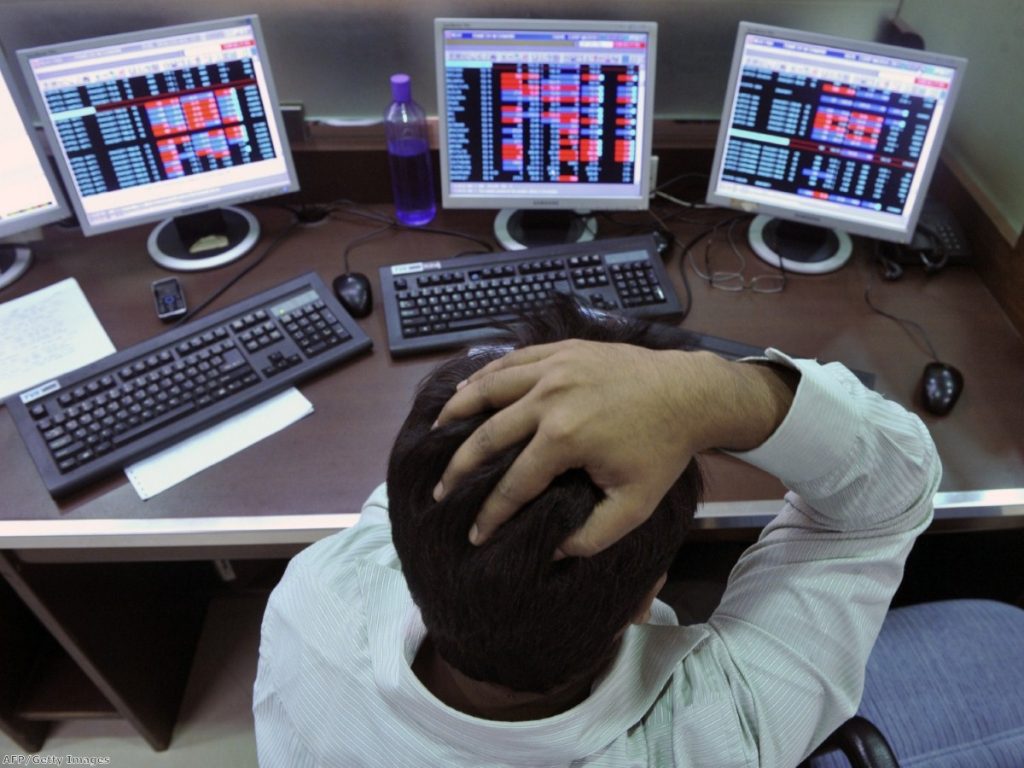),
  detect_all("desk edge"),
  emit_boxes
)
[2,489,1022,550]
